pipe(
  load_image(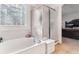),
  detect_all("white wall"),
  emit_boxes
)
[63,13,79,28]
[57,5,62,43]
